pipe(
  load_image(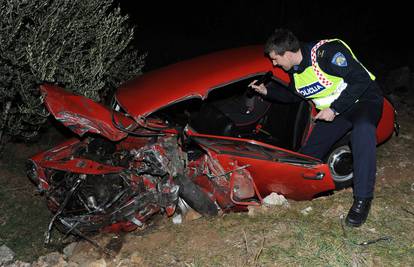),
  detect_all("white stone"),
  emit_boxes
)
[88,259,107,267]
[301,206,313,215]
[172,214,182,224]
[262,192,289,206]
[0,245,15,265]
[63,242,78,259]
